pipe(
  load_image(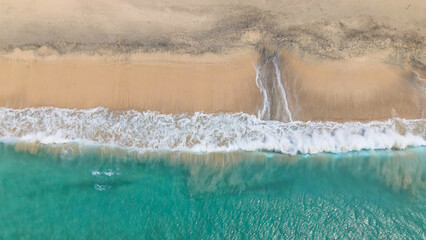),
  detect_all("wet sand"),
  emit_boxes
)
[1,49,424,121]
[0,51,260,114]
[279,51,426,121]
